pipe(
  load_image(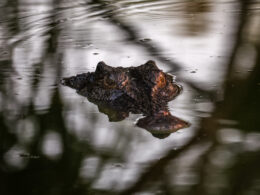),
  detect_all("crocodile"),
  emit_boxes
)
[61,60,189,138]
